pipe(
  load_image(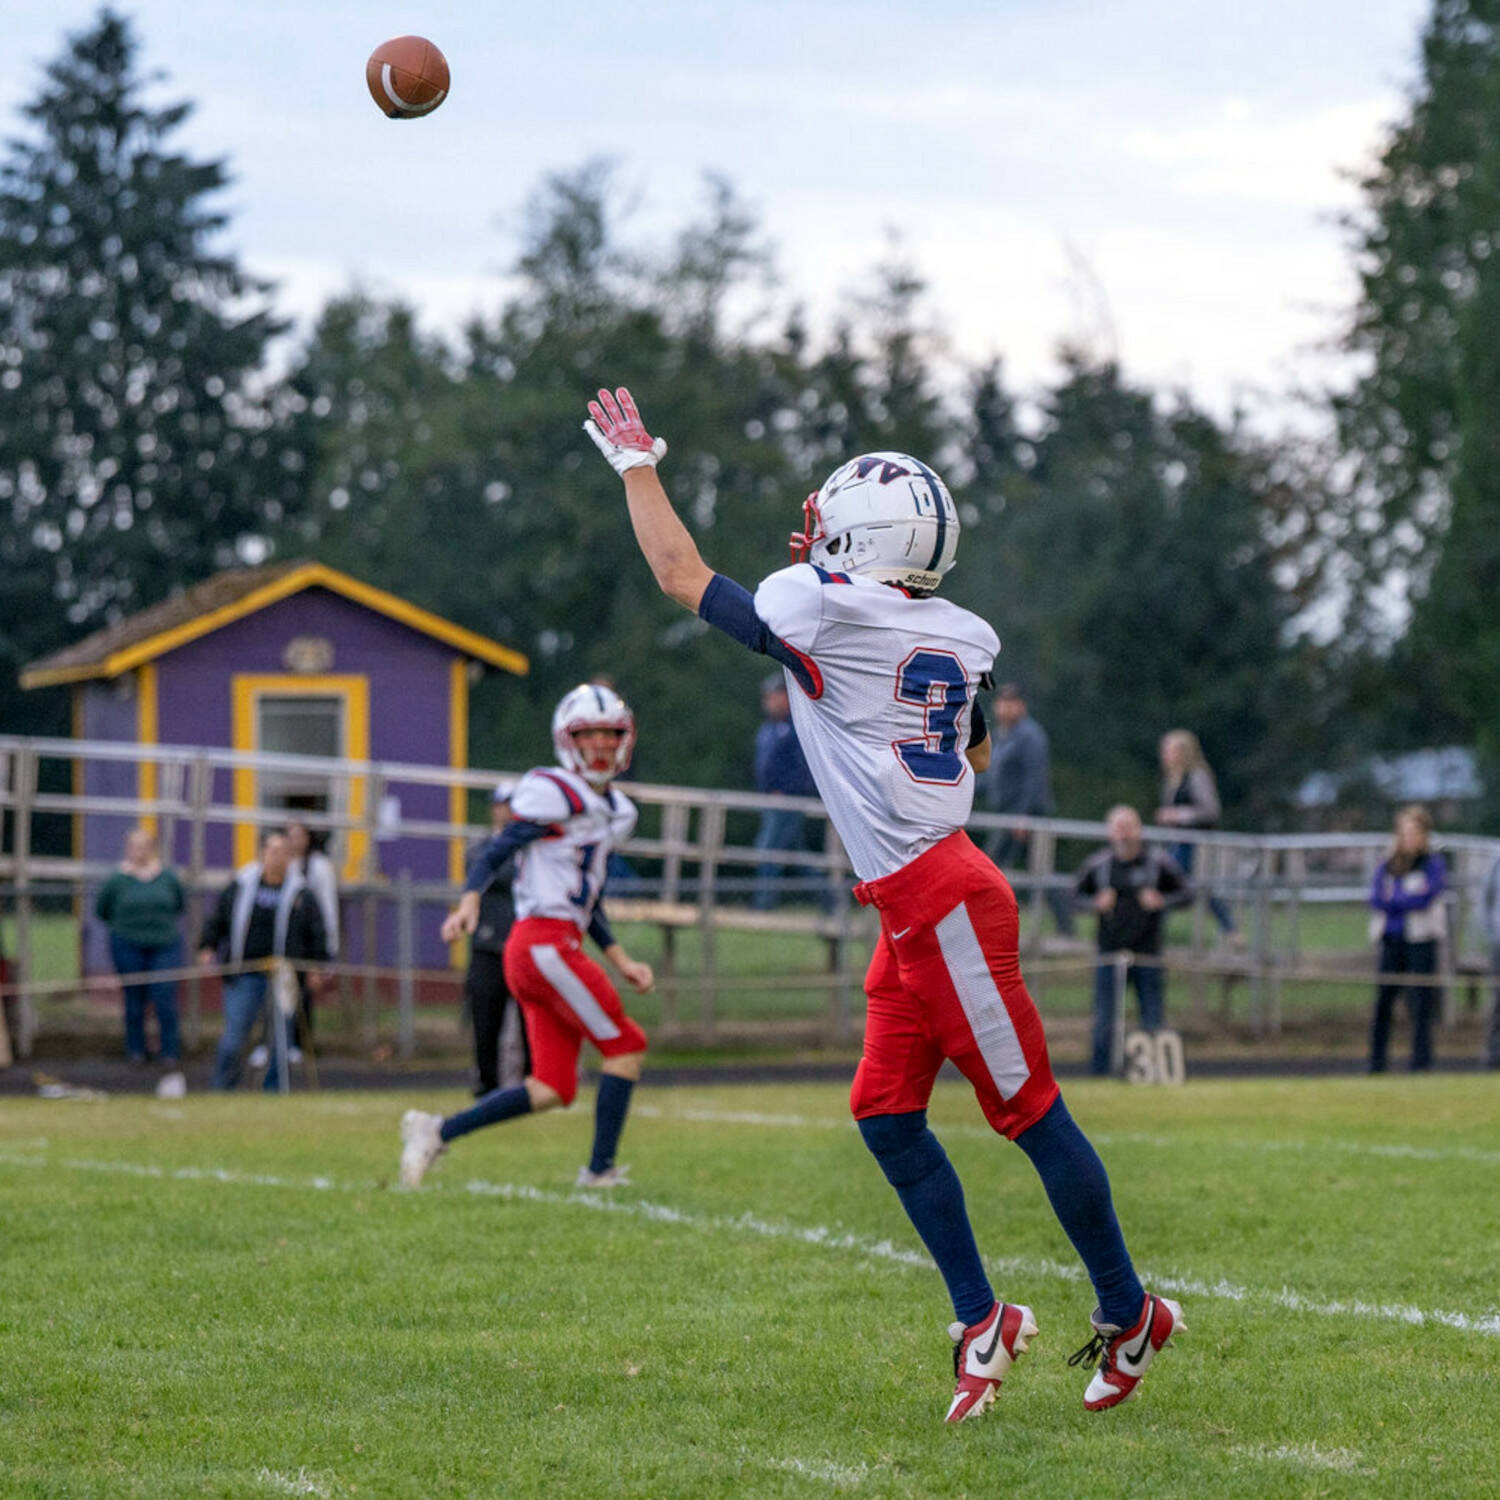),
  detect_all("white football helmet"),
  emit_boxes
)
[790,452,959,593]
[551,683,636,789]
